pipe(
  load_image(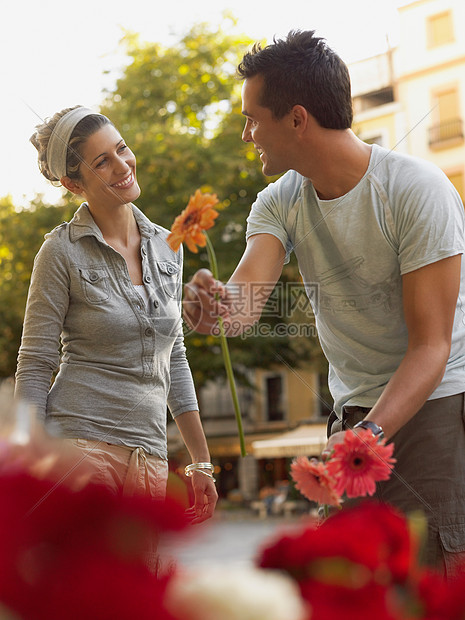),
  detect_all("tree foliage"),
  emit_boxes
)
[0,196,76,377]
[100,22,265,249]
[0,19,325,385]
